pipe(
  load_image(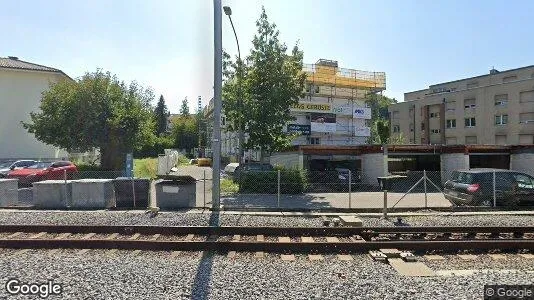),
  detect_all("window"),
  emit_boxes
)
[494,94,508,106]
[465,136,478,144]
[495,114,508,125]
[446,101,456,112]
[310,137,320,145]
[393,125,400,133]
[392,111,400,119]
[519,112,534,123]
[495,135,506,145]
[430,112,440,118]
[221,116,226,126]
[513,174,534,189]
[305,84,310,93]
[446,119,456,129]
[520,90,534,103]
[430,129,441,134]
[465,117,476,127]
[464,98,476,109]
[467,82,479,89]
[314,86,320,93]
[503,75,517,83]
